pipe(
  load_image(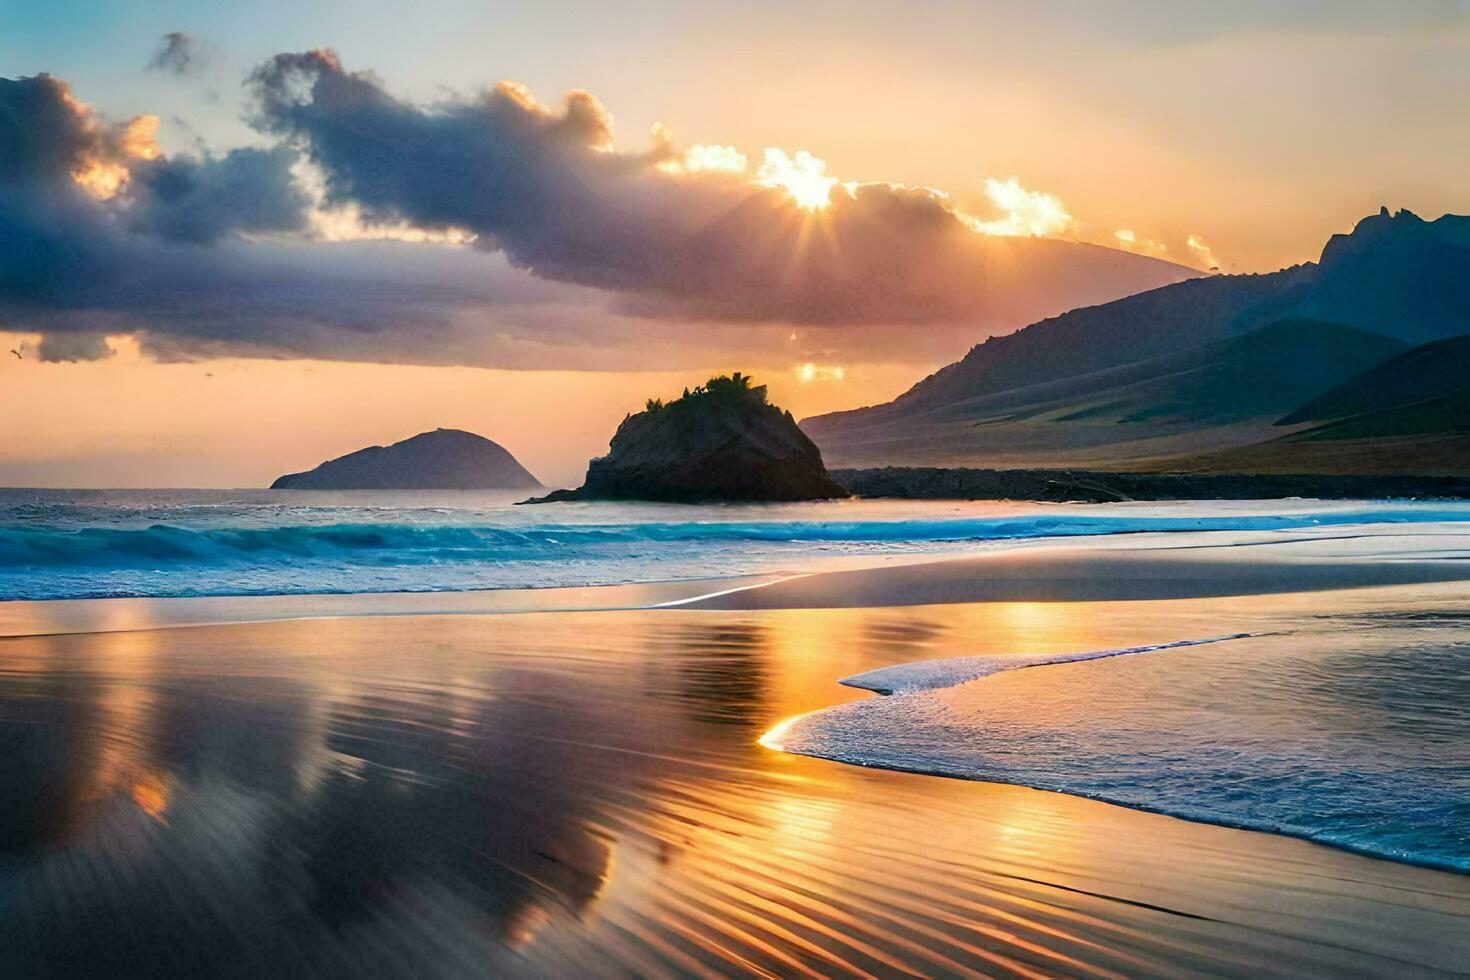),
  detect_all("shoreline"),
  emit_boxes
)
[688,529,1470,608]
[769,649,1470,876]
[7,520,1470,636]
[0,573,796,639]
